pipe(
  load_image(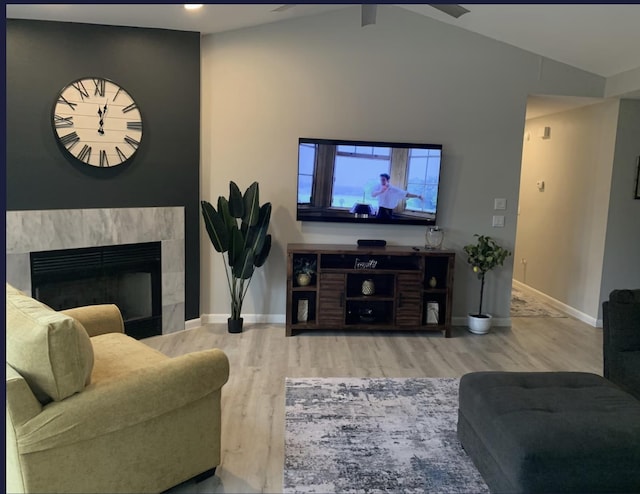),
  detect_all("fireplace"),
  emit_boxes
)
[30,242,162,339]
[7,207,185,334]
